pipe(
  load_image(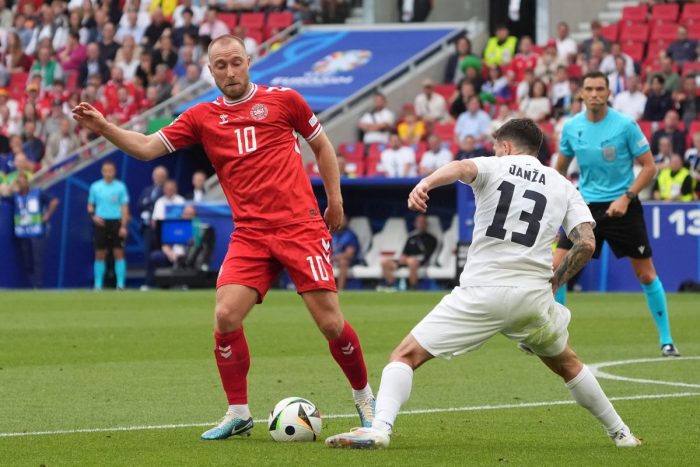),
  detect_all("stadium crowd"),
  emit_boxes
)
[344,1,700,201]
[0,0,354,195]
